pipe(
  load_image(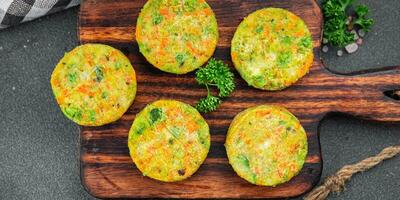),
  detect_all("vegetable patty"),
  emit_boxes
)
[128,100,210,182]
[51,44,137,126]
[136,0,219,74]
[231,8,314,90]
[225,105,308,186]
